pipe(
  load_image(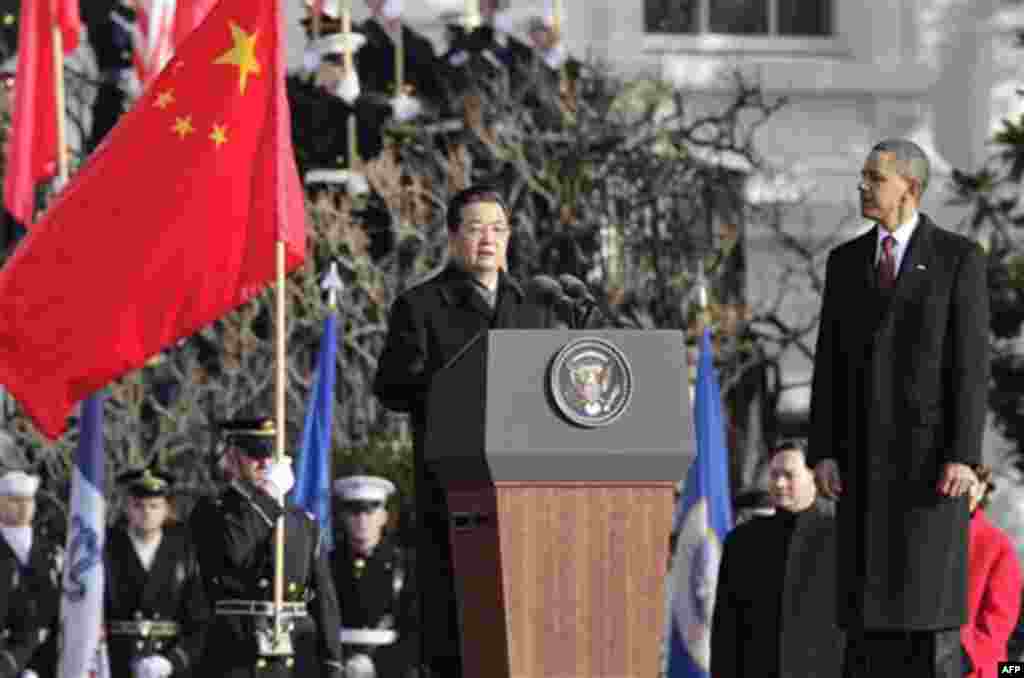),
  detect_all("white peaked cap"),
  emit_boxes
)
[333,475,396,502]
[0,470,40,497]
[313,31,367,57]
